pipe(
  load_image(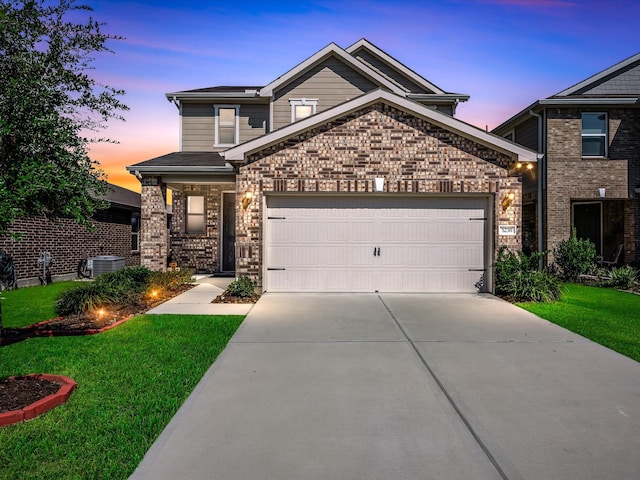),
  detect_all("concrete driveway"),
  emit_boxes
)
[130,294,640,480]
